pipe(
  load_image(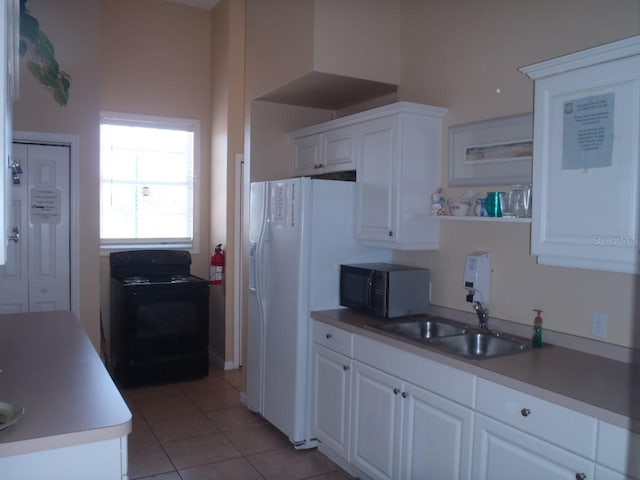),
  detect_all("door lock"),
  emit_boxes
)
[8,227,19,243]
